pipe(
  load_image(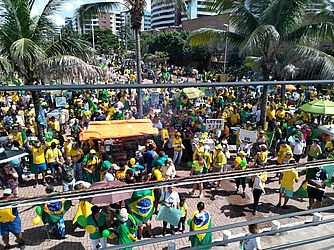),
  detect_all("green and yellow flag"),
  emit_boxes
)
[128,190,154,223]
[88,97,98,112]
[189,210,212,249]
[42,199,71,224]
